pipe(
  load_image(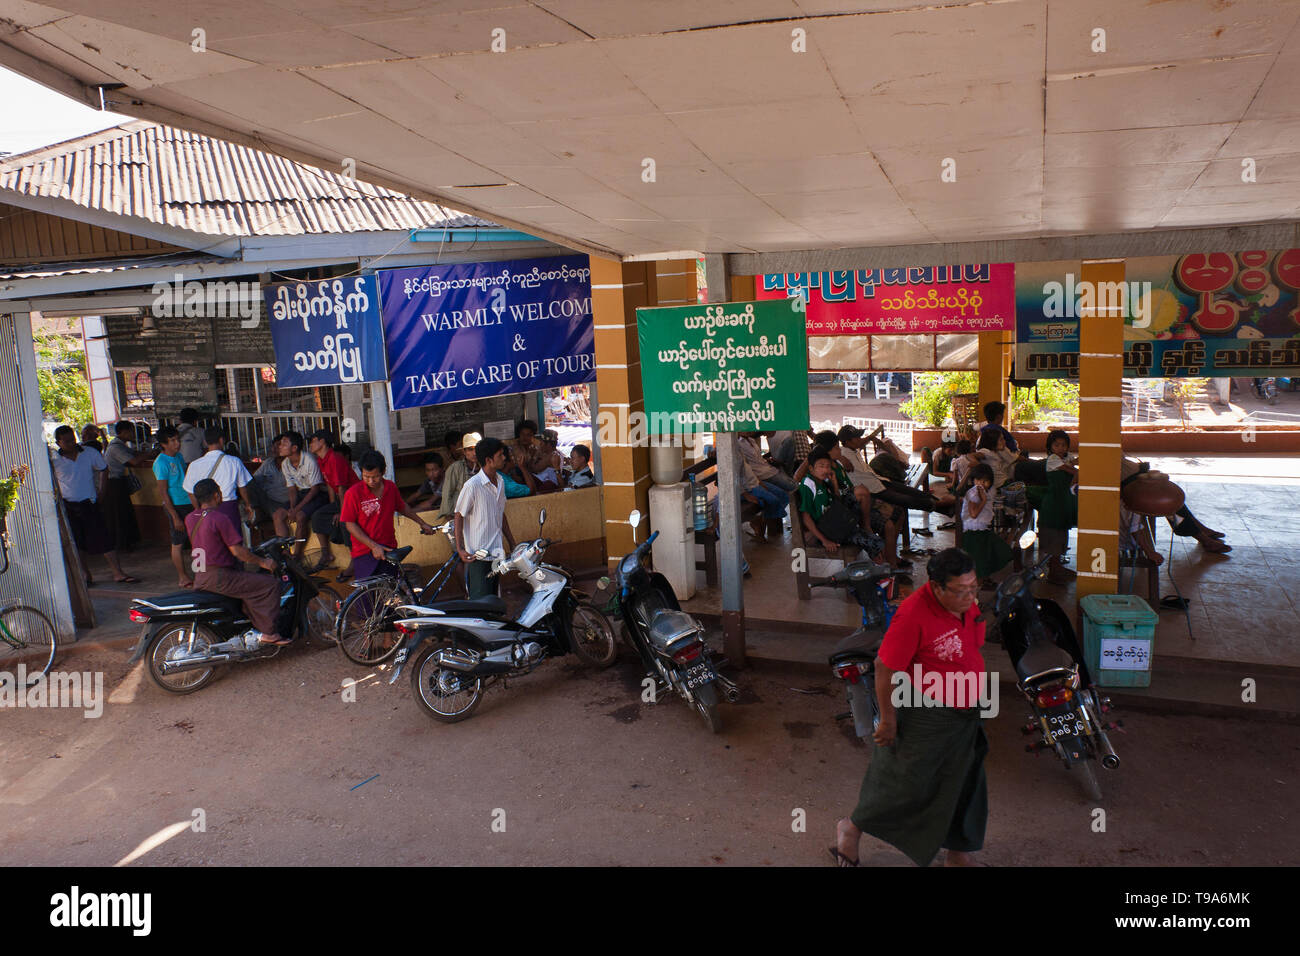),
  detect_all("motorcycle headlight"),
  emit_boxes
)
[616,552,640,586]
